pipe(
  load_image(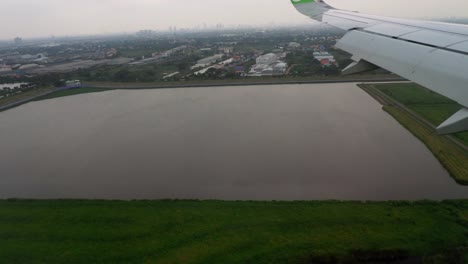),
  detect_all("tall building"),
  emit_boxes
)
[14,37,22,46]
